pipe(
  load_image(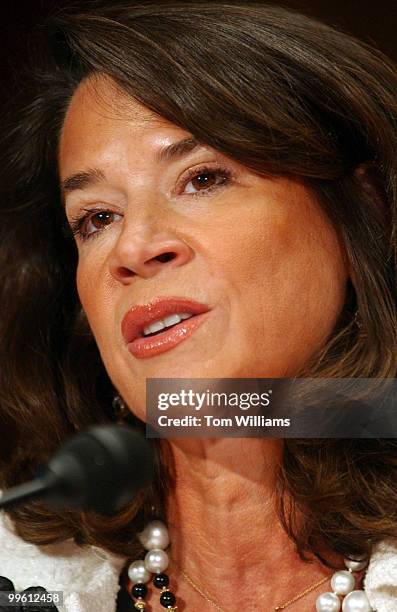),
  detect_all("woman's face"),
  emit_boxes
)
[59,74,349,419]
